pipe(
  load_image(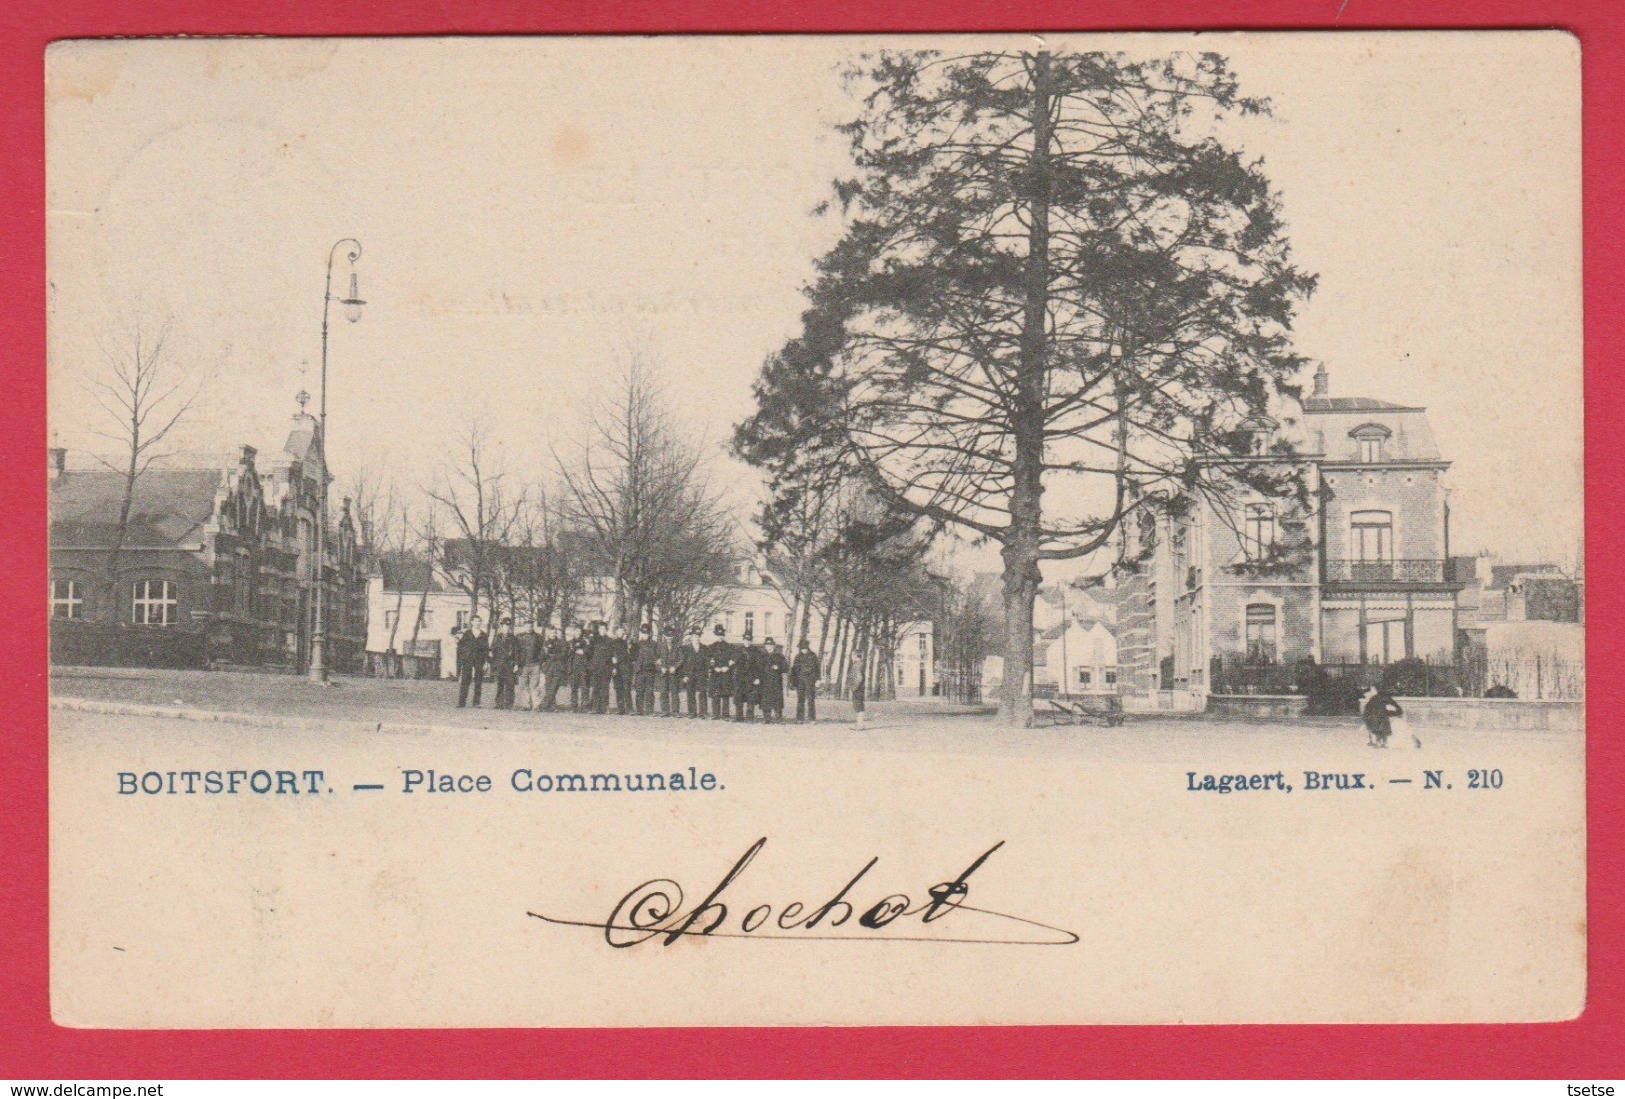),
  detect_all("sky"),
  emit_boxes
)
[45,32,1583,574]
